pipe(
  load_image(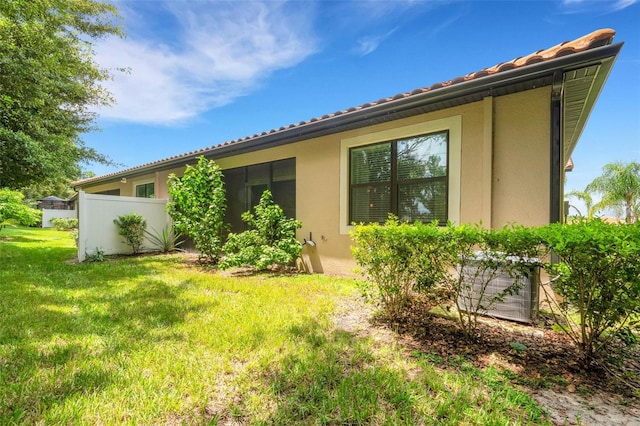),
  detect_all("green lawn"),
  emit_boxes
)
[0,227,549,425]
